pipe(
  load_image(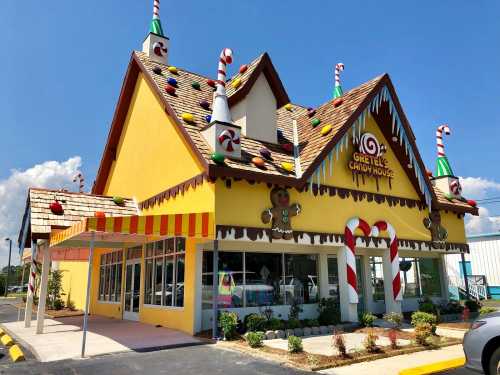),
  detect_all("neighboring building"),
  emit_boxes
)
[18,2,478,335]
[445,233,500,301]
